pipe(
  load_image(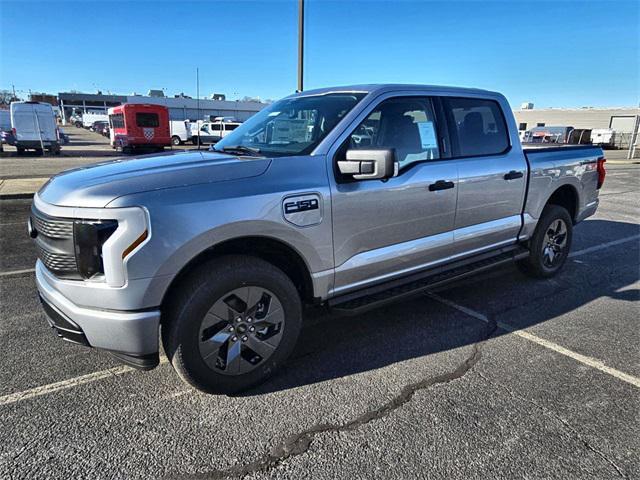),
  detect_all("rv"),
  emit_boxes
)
[10,102,60,155]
